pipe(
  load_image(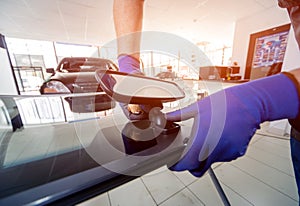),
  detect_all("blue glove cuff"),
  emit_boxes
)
[118,54,141,74]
